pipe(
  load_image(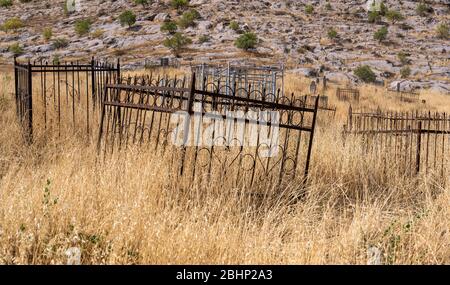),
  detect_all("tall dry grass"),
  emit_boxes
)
[0,68,449,264]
